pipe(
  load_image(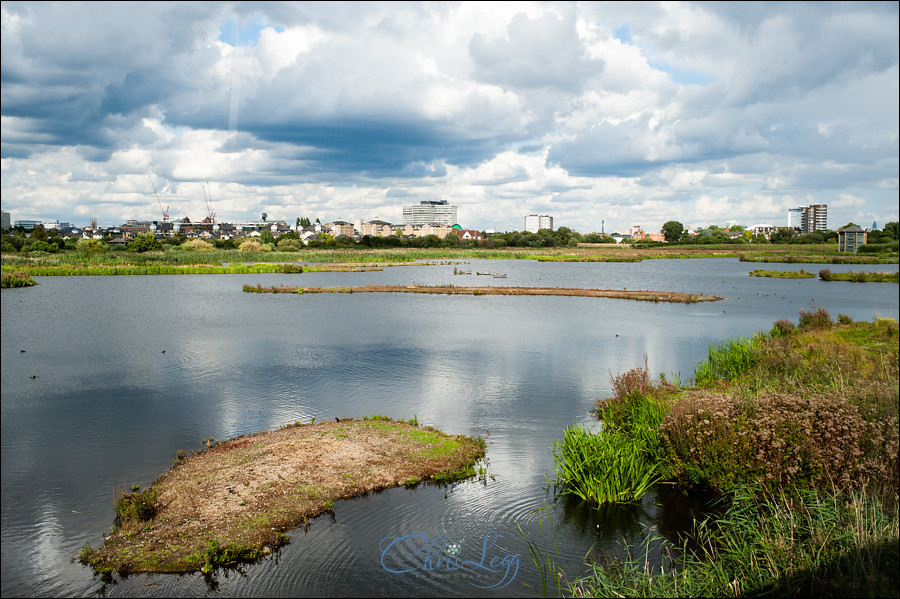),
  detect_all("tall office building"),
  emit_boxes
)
[524,214,553,233]
[787,208,804,230]
[402,200,458,226]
